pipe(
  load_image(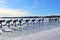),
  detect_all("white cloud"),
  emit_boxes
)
[0,0,8,8]
[0,0,29,17]
[0,8,29,17]
[0,0,5,2]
